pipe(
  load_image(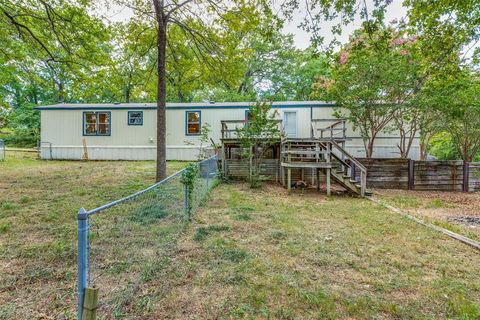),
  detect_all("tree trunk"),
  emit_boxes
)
[366,139,374,158]
[154,1,167,181]
[58,81,65,103]
[125,86,131,103]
